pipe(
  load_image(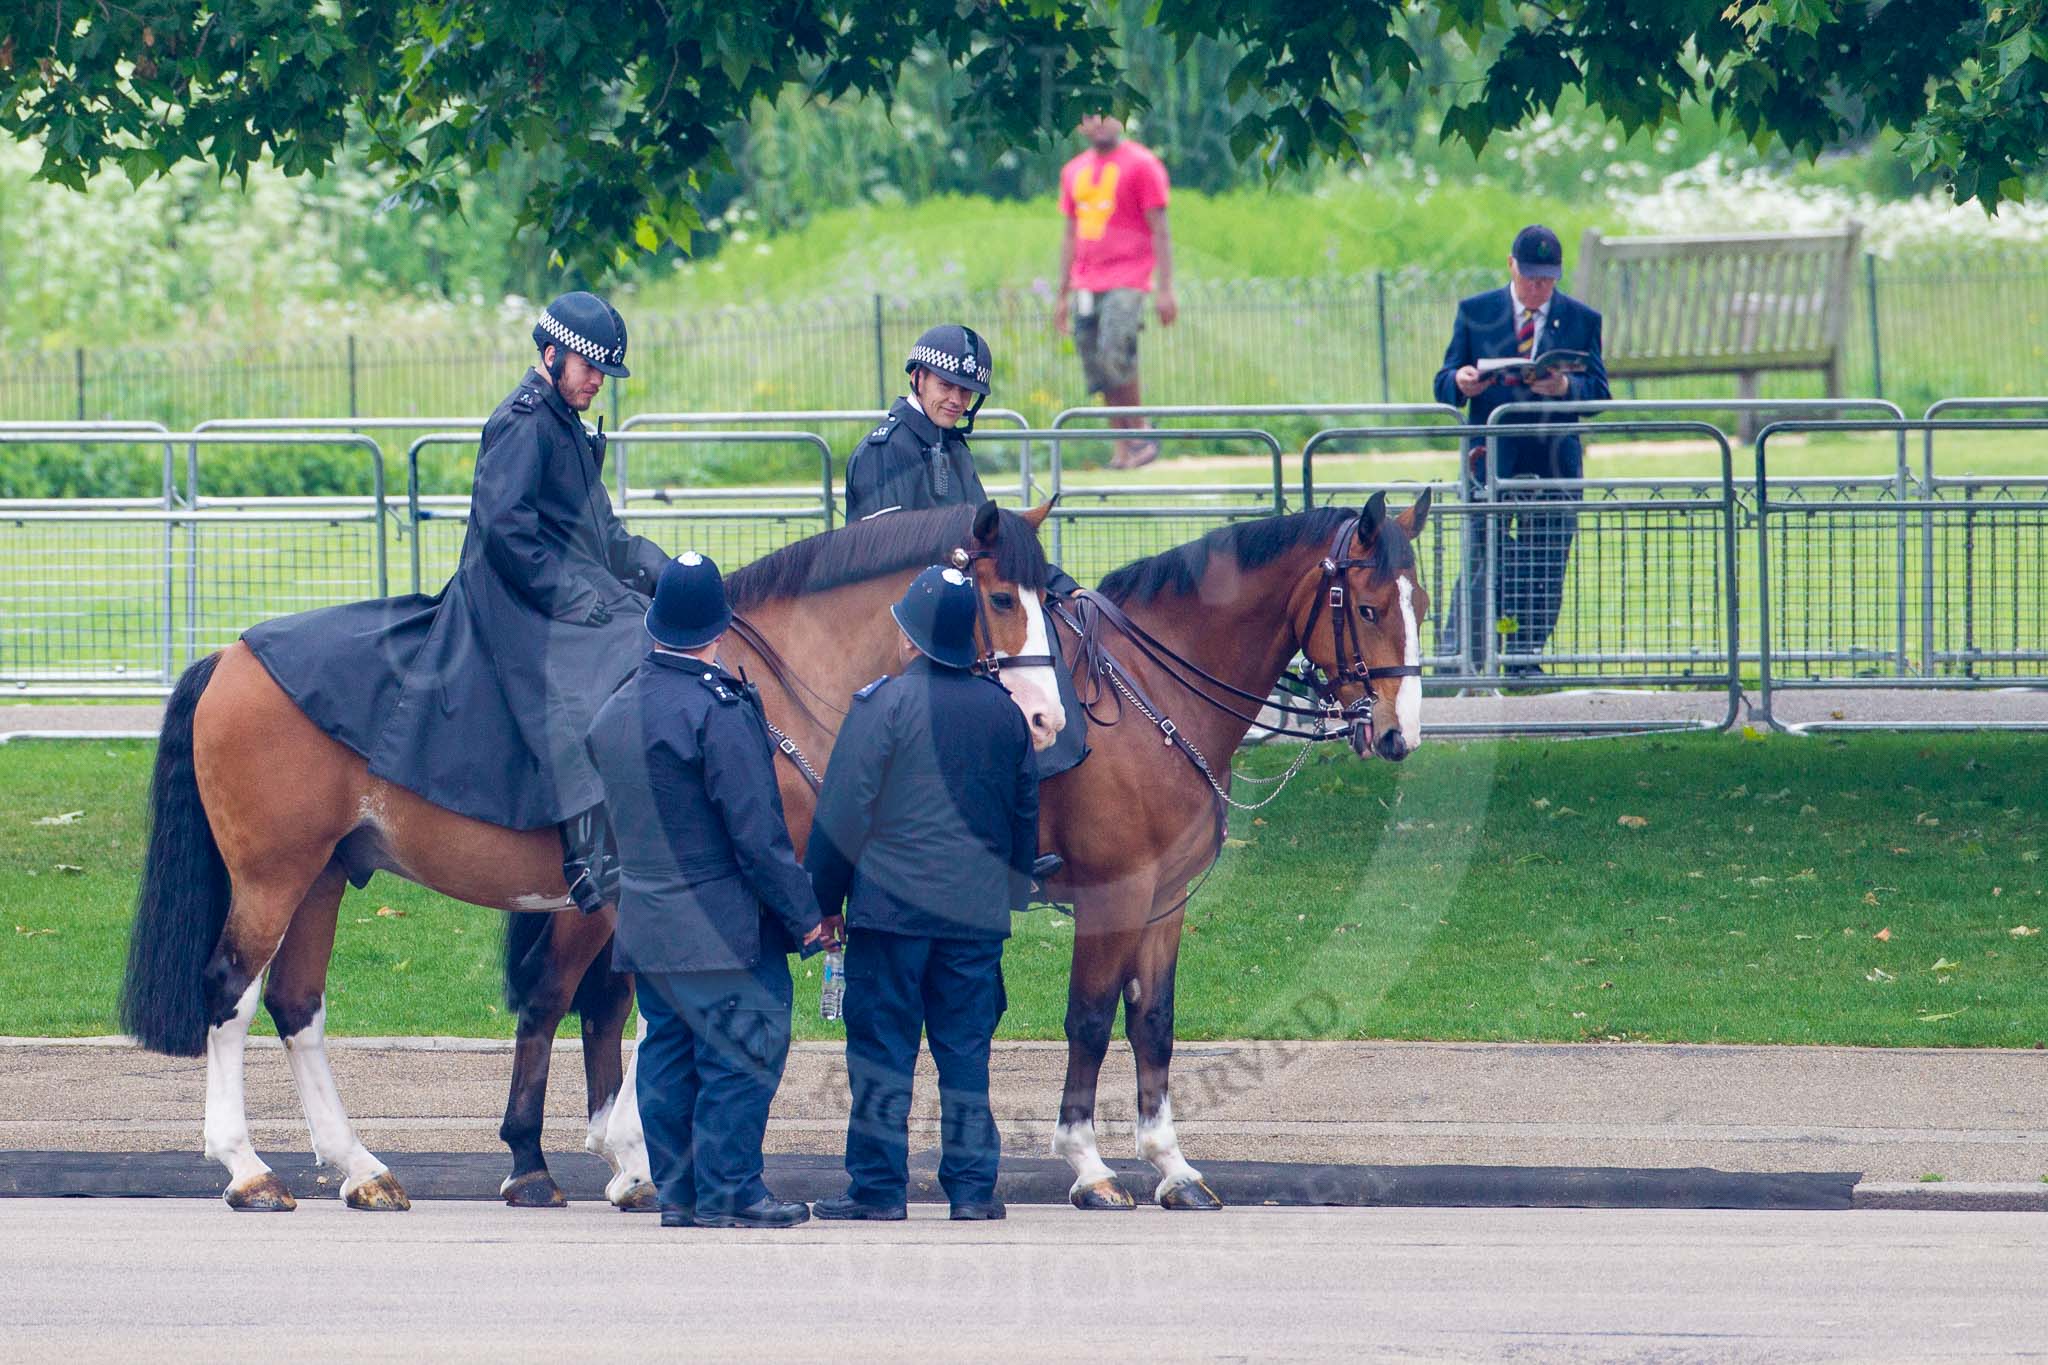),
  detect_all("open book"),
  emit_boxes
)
[1475,349,1594,386]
